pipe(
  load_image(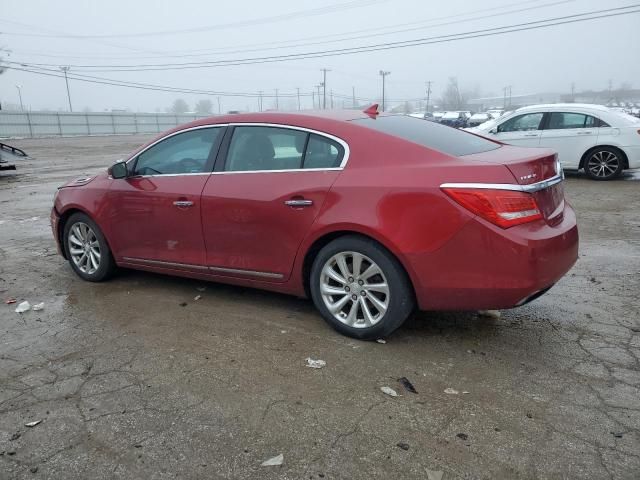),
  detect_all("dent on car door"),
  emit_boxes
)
[494,112,544,147]
[200,125,345,280]
[107,126,224,267]
[539,112,598,168]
